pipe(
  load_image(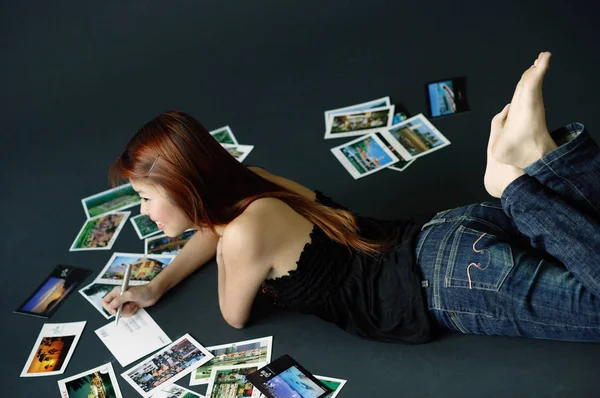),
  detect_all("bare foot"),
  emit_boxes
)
[492,52,558,168]
[484,103,526,198]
